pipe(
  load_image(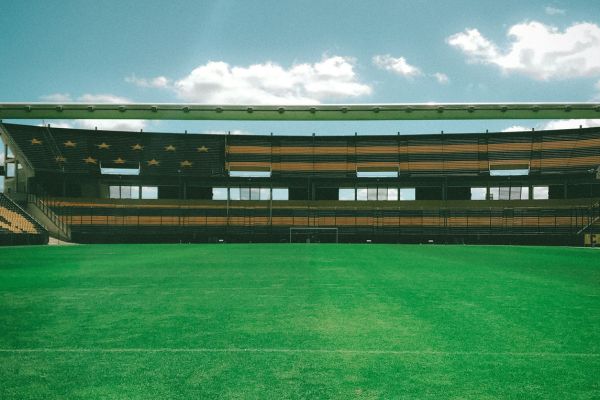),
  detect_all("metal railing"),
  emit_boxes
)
[576,200,600,235]
[27,188,70,240]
